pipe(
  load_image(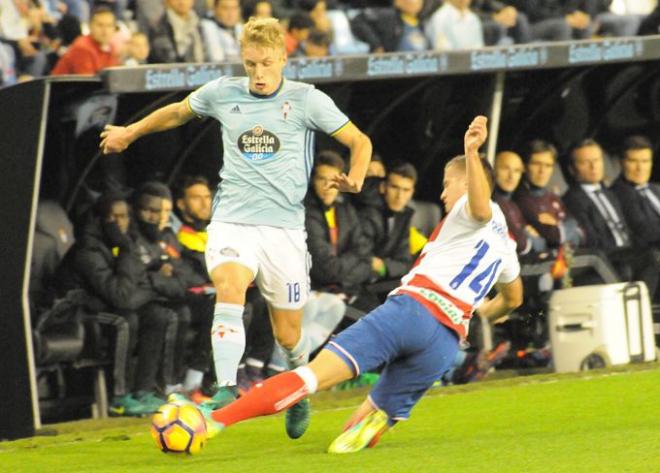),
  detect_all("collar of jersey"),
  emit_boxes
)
[249,79,284,99]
